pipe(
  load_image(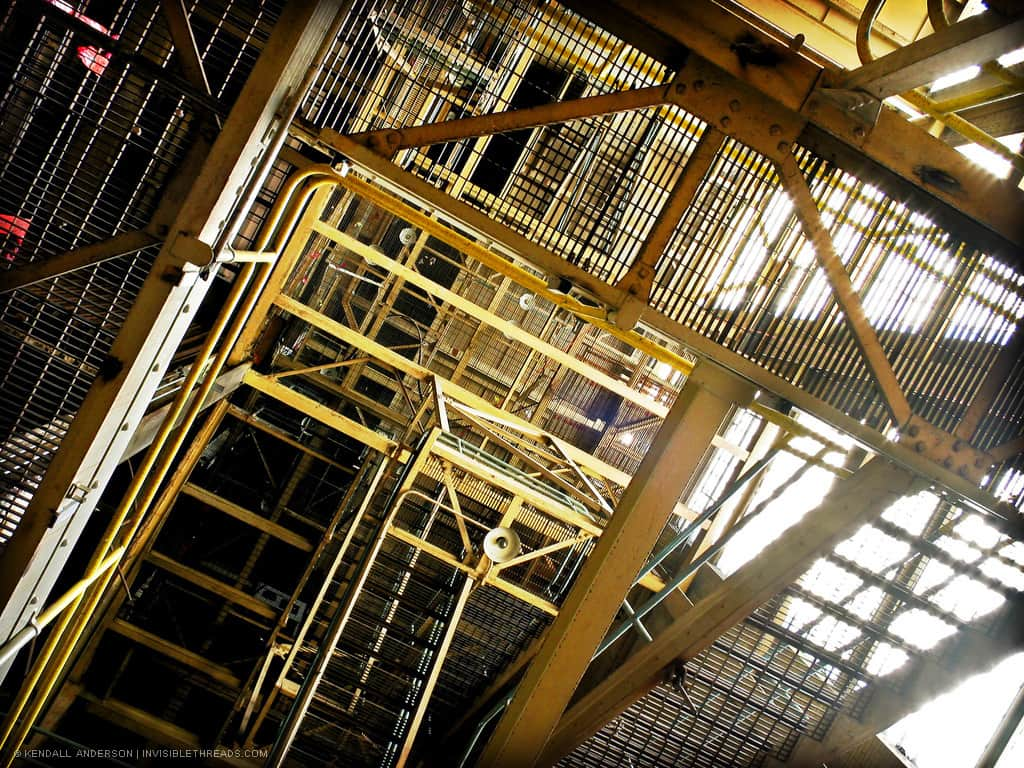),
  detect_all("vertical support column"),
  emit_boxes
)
[477,362,754,768]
